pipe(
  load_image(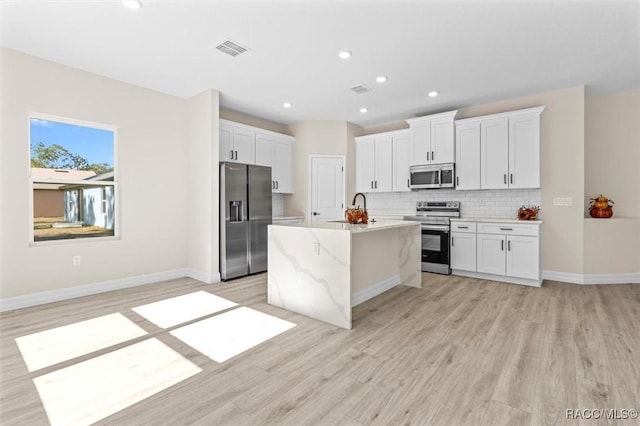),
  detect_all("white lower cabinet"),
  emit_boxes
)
[450,232,476,271]
[506,235,539,280]
[451,220,541,287]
